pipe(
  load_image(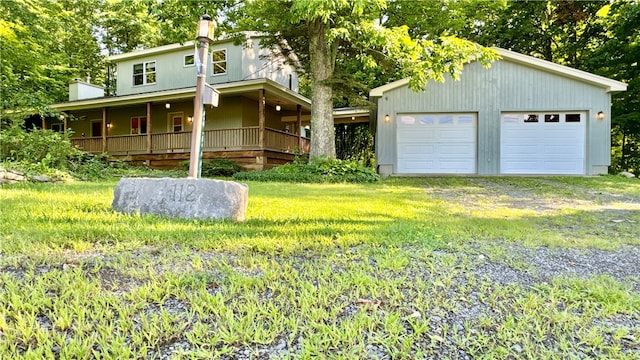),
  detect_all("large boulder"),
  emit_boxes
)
[112,177,249,221]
